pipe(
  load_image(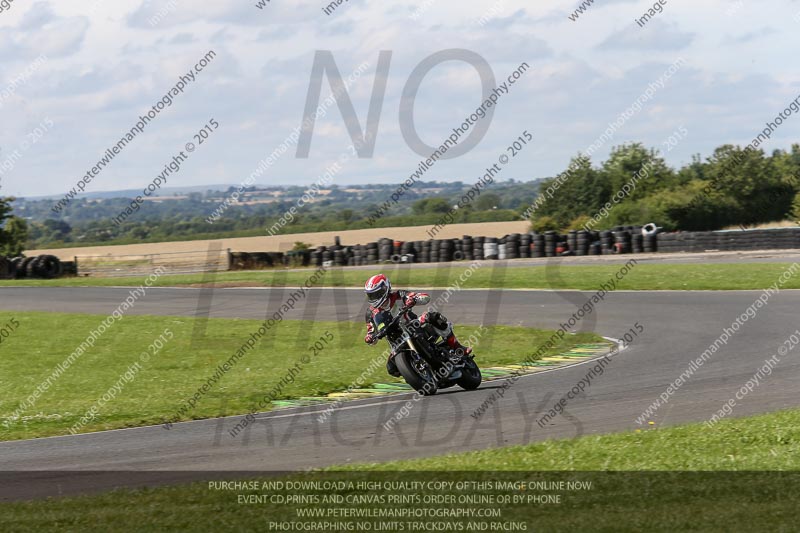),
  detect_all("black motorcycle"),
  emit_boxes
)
[373,304,481,396]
